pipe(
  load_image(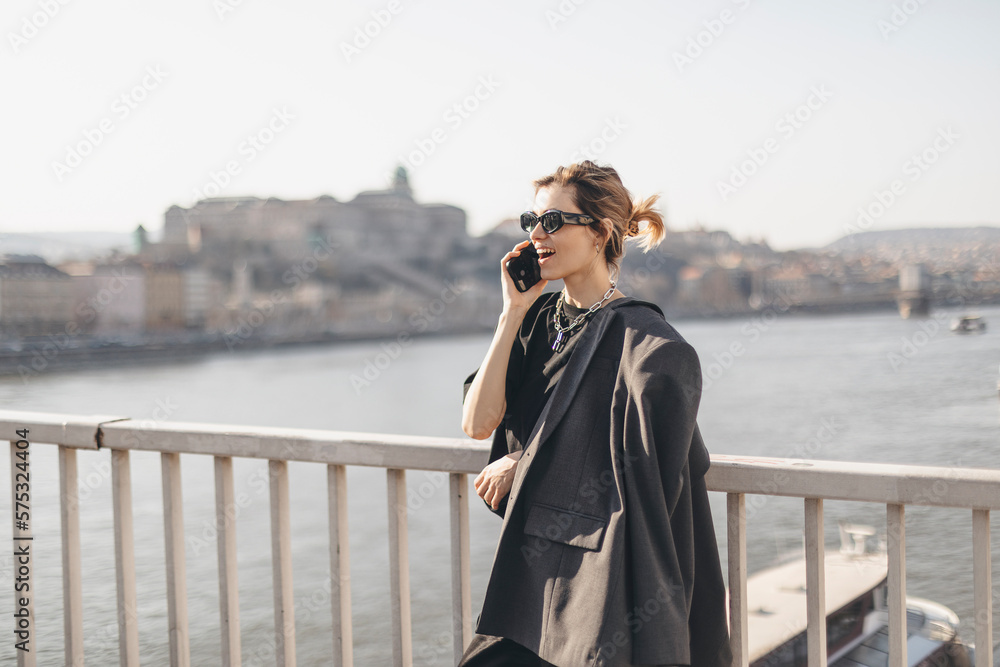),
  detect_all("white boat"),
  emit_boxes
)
[950,315,986,334]
[745,523,972,666]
